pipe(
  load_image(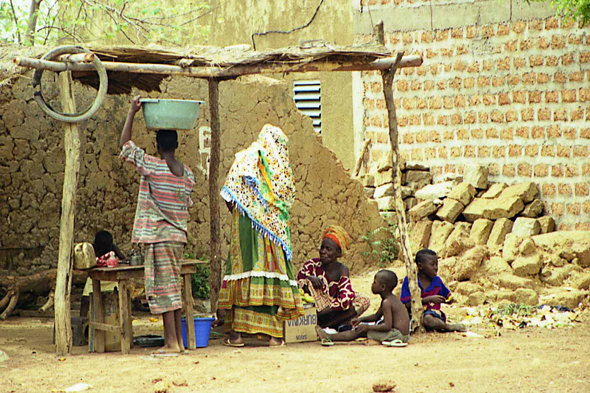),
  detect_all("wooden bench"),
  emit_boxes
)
[86,259,206,354]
